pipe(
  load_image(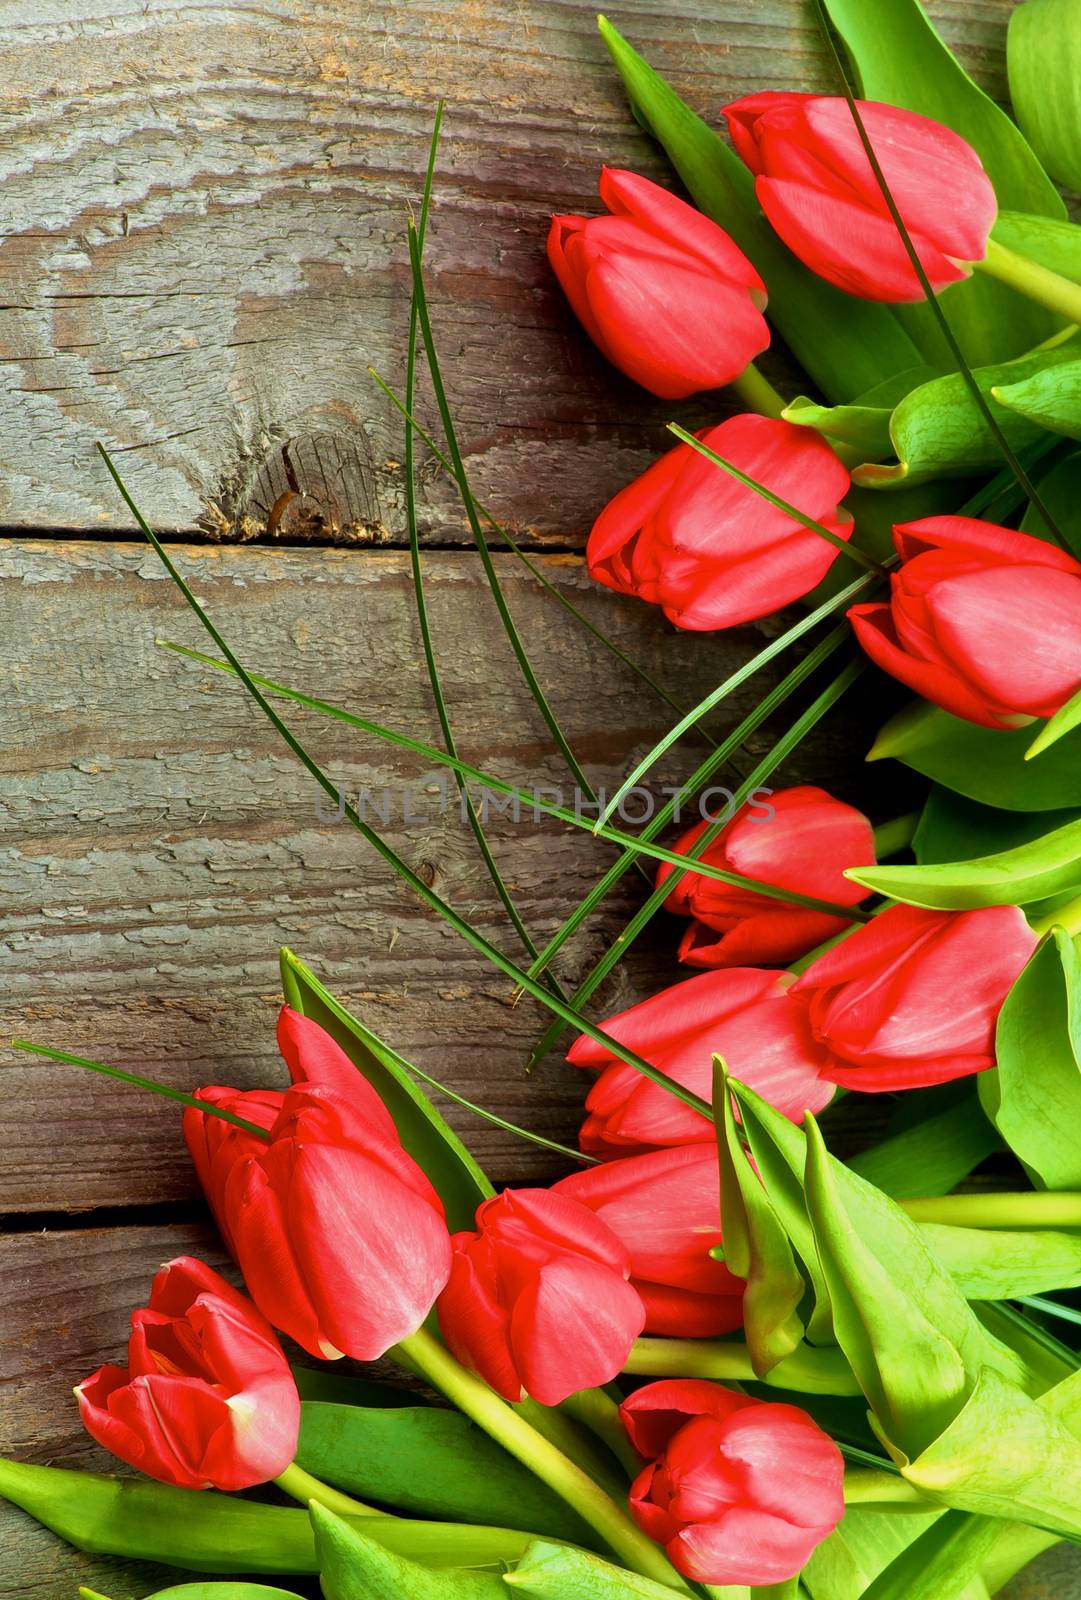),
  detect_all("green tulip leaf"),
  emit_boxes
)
[292,1366,423,1408]
[504,1539,682,1598]
[714,1060,805,1374]
[846,815,1081,908]
[310,1504,506,1600]
[869,701,1081,811]
[1020,448,1081,557]
[847,1092,999,1200]
[296,1404,593,1545]
[1026,681,1081,760]
[77,1589,306,1600]
[856,1510,998,1600]
[853,331,1081,489]
[993,358,1081,442]
[920,1223,1081,1300]
[993,210,1081,286]
[803,1505,964,1600]
[1008,0,1081,193]
[0,1460,533,1575]
[979,930,1081,1189]
[783,393,894,462]
[280,948,491,1232]
[821,0,1065,367]
[596,15,924,402]
[913,787,1081,865]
